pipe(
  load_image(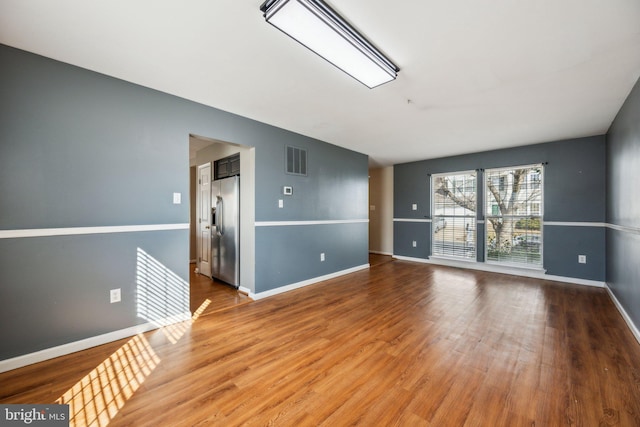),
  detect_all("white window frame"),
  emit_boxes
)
[483,164,544,269]
[431,170,478,262]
